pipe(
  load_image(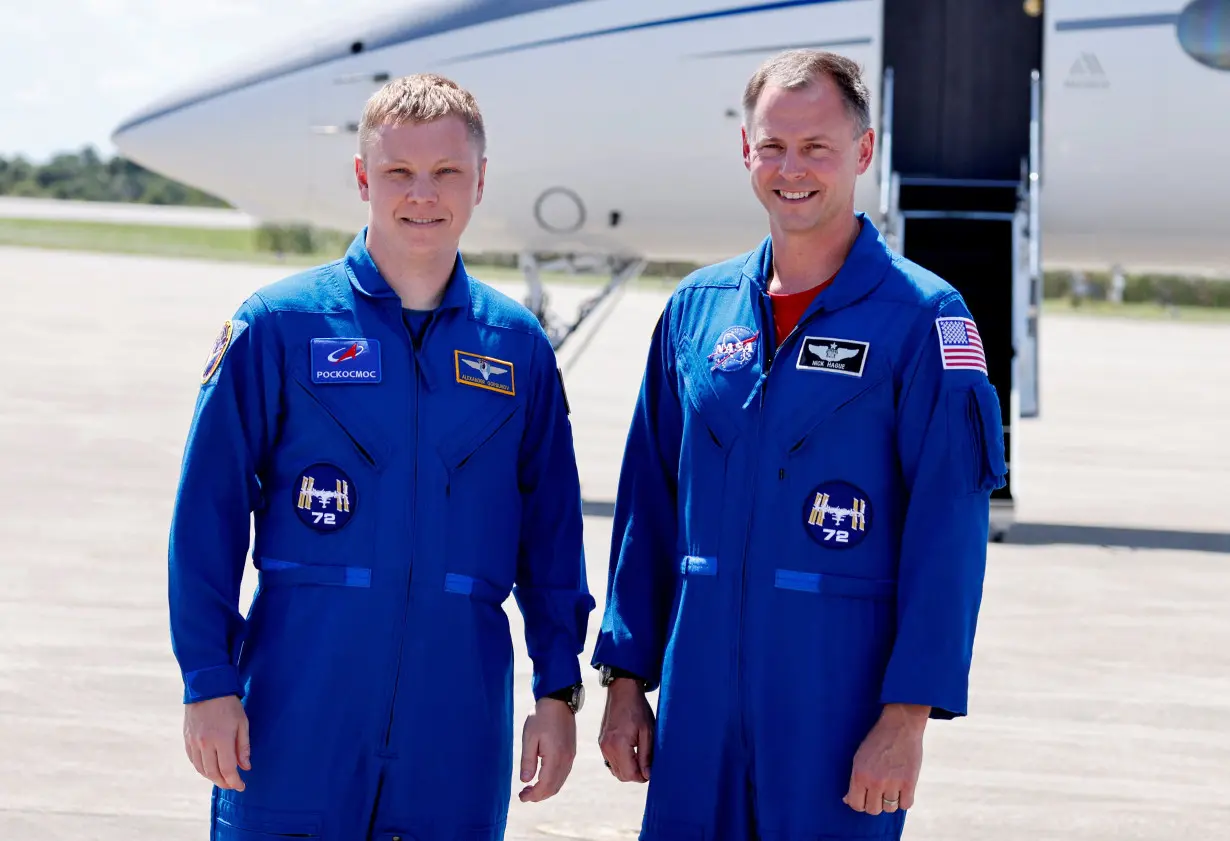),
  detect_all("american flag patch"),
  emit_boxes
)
[935,316,987,374]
